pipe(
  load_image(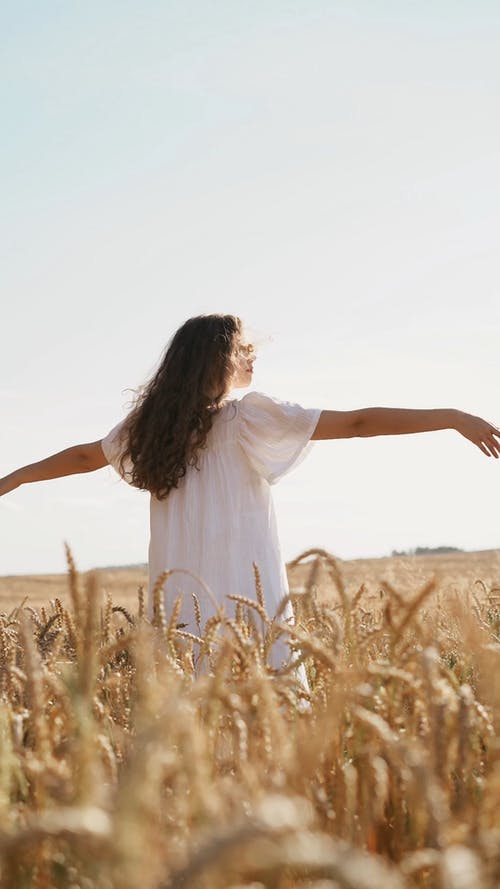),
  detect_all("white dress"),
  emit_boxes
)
[101,391,321,674]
